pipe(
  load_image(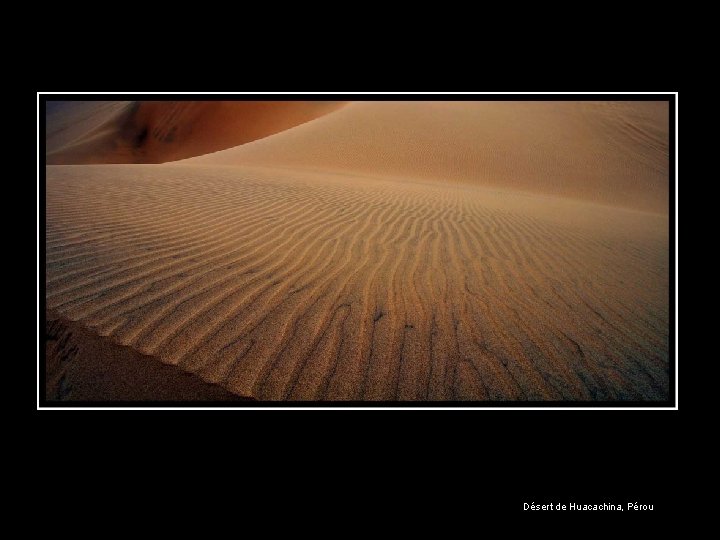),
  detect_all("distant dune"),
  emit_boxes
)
[46,101,346,164]
[190,101,669,214]
[45,100,670,401]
